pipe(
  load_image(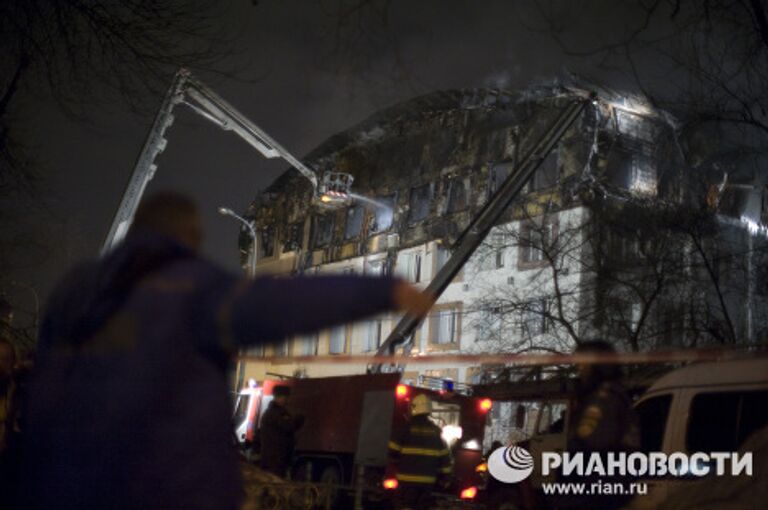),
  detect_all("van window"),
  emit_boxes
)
[686,391,768,453]
[740,391,768,445]
[635,394,671,452]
